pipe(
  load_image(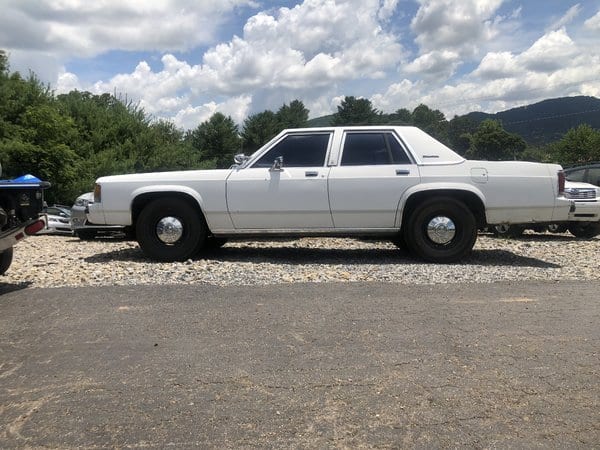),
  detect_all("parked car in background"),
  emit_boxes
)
[0,168,49,275]
[39,205,72,235]
[71,192,123,240]
[492,180,600,238]
[564,163,600,187]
